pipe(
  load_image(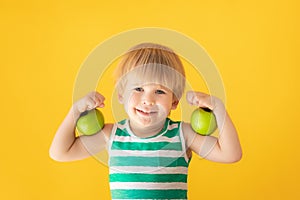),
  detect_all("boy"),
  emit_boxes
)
[50,43,242,199]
